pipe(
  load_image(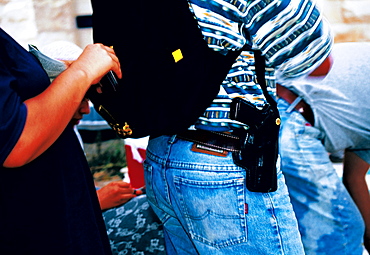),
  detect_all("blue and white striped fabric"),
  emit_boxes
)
[188,0,332,132]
